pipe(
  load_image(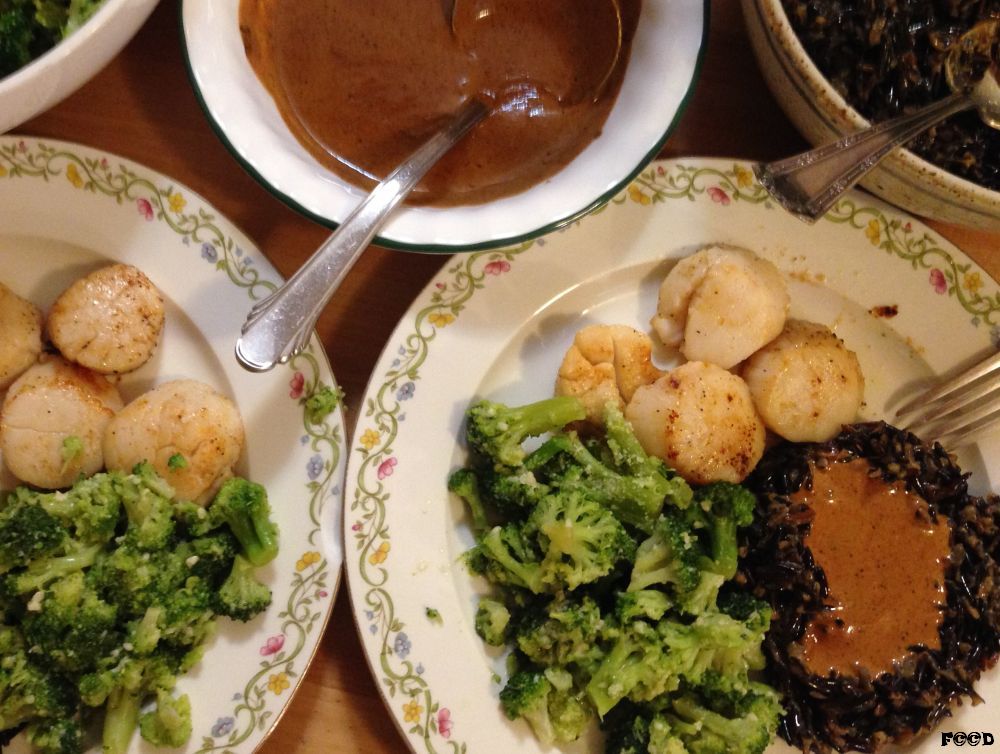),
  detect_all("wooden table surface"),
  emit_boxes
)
[15,1,999,752]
